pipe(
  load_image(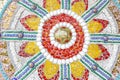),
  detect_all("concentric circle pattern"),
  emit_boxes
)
[51,22,74,45]
[0,0,120,80]
[37,9,90,64]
